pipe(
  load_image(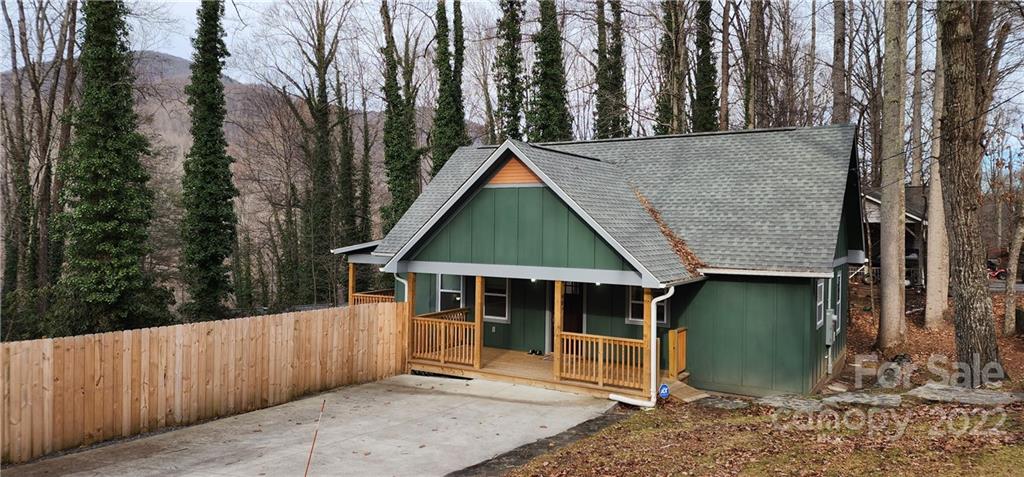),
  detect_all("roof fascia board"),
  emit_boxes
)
[347,253,388,265]
[698,267,833,279]
[330,240,382,255]
[382,141,662,286]
[390,260,645,287]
